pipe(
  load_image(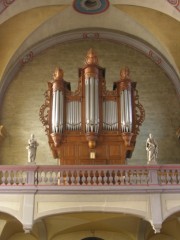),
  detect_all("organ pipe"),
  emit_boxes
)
[52,81,64,133]
[66,101,81,131]
[118,66,134,146]
[120,89,132,132]
[85,77,99,133]
[49,67,65,147]
[103,100,118,131]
